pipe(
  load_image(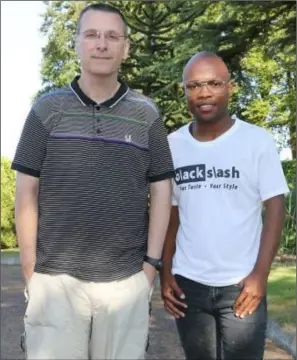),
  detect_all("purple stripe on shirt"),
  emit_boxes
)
[49,133,149,152]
